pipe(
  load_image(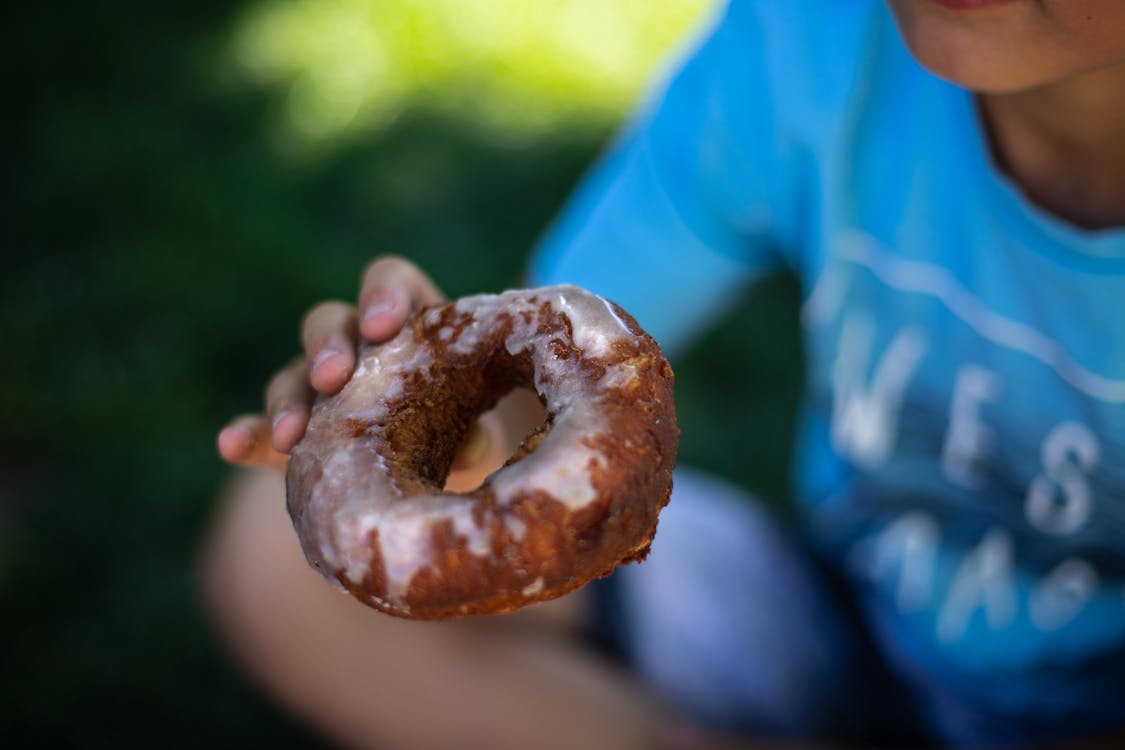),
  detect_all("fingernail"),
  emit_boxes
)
[271,410,292,434]
[311,347,341,374]
[271,411,306,452]
[363,296,397,323]
[218,425,254,457]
